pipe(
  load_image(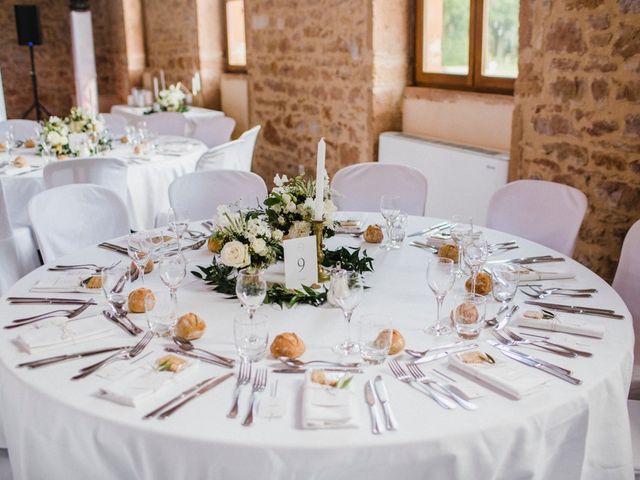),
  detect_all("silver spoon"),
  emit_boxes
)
[483,303,510,328]
[173,337,235,367]
[277,357,361,368]
[405,341,467,358]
